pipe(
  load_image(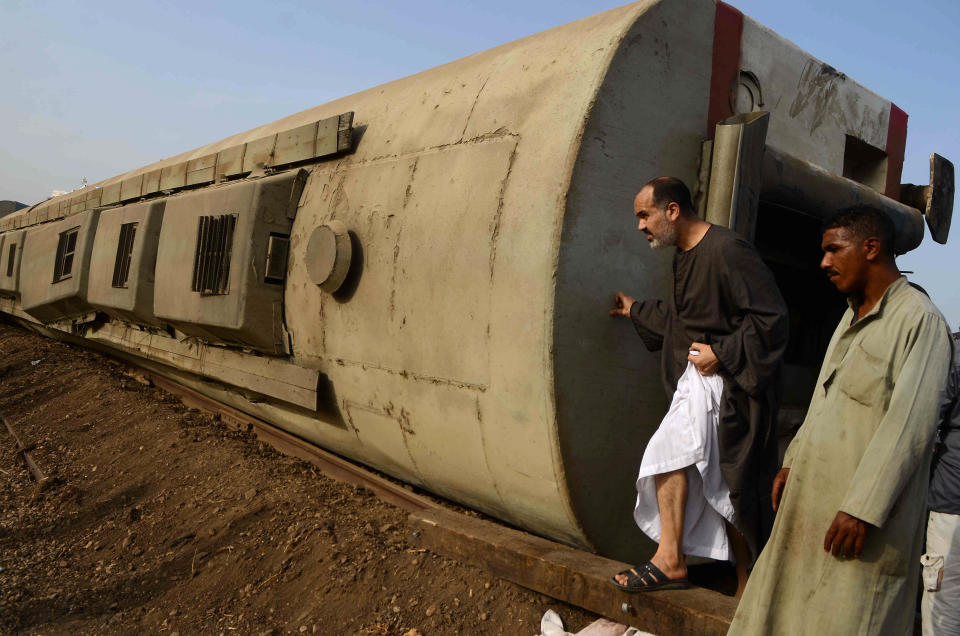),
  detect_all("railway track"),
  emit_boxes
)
[138,369,439,516]
[117,361,736,636]
[1,314,735,633]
